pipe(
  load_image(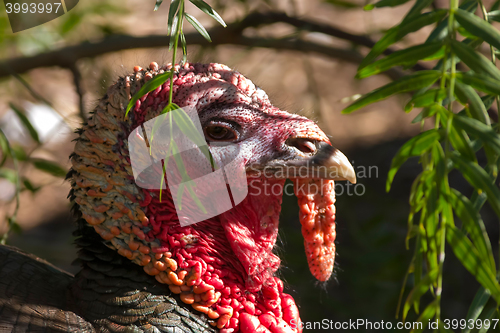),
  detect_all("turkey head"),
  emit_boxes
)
[70,62,355,333]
